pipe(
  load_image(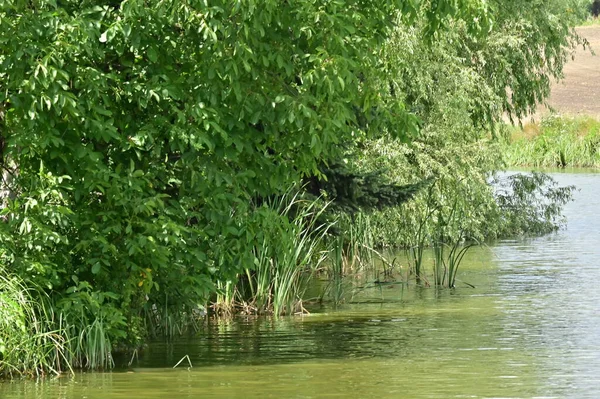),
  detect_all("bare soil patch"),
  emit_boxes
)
[532,26,600,120]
